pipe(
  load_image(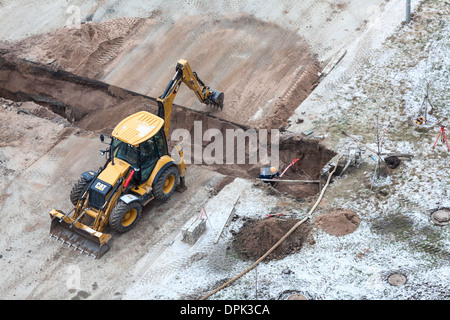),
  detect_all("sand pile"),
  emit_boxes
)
[2,17,147,79]
[313,210,360,236]
[231,210,360,262]
[2,13,320,129]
